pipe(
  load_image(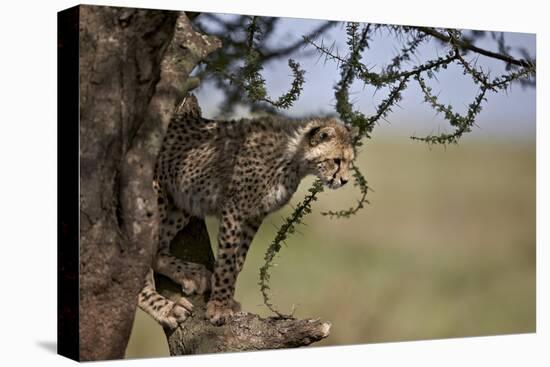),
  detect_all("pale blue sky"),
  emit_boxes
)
[196,15,536,140]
